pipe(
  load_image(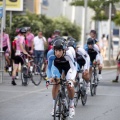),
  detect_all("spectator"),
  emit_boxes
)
[31,31,47,72]
[101,34,108,60]
[112,51,120,82]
